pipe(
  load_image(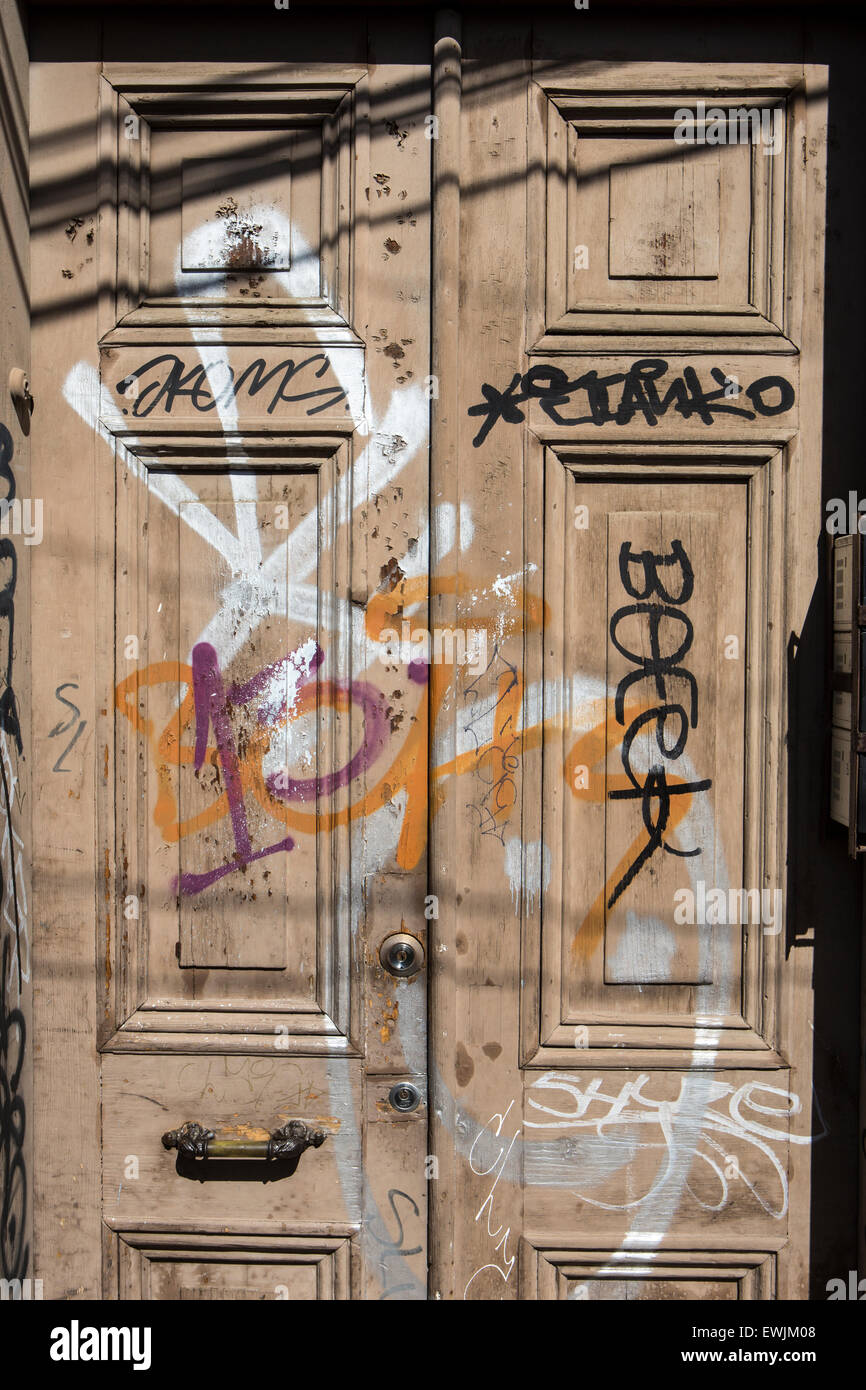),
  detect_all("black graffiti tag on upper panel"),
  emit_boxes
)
[115,353,349,418]
[467,359,795,446]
